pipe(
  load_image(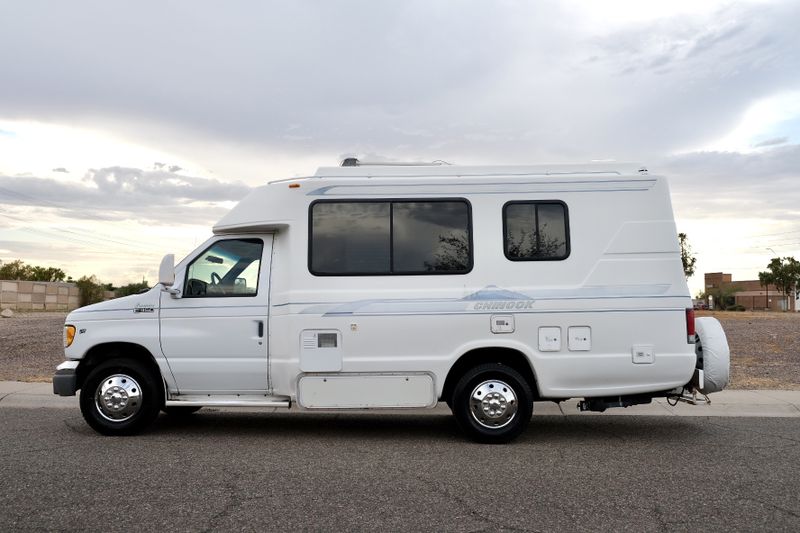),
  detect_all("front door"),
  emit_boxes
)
[160,235,273,394]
